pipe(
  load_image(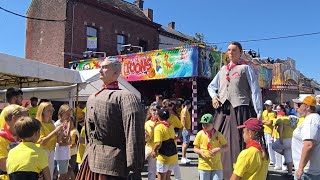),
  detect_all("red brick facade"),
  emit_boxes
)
[26,0,160,67]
